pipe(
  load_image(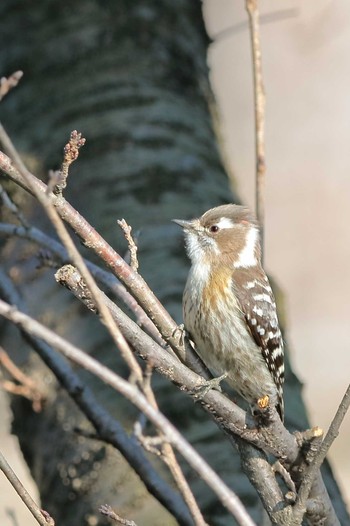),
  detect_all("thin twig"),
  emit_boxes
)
[0,450,55,526]
[0,347,43,396]
[213,9,299,41]
[0,347,44,411]
[50,131,86,195]
[0,71,23,102]
[0,298,257,526]
[99,504,137,525]
[246,0,266,259]
[118,219,139,272]
[292,384,350,523]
